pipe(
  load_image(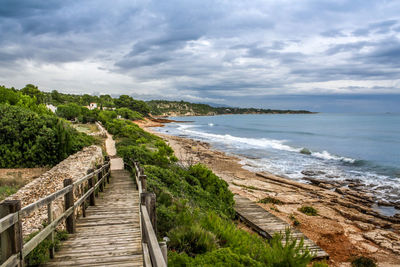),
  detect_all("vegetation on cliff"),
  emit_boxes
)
[0,86,94,168]
[147,100,314,116]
